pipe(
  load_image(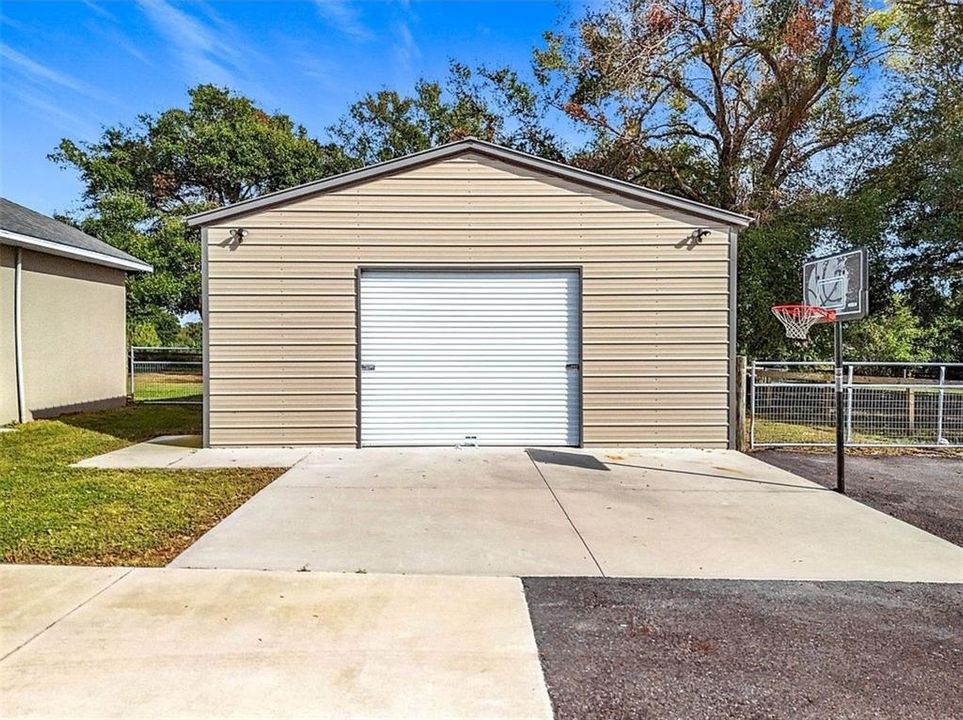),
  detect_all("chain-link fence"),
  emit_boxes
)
[750,361,963,448]
[129,346,202,404]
